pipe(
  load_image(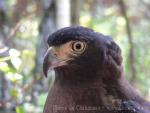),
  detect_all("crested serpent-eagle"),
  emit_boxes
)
[43,26,150,113]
